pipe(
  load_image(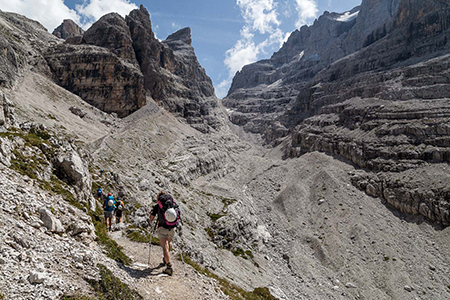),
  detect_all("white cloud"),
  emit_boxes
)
[237,0,280,34]
[294,0,318,28]
[76,0,138,29]
[0,0,80,32]
[224,38,259,76]
[0,0,138,32]
[218,0,287,98]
